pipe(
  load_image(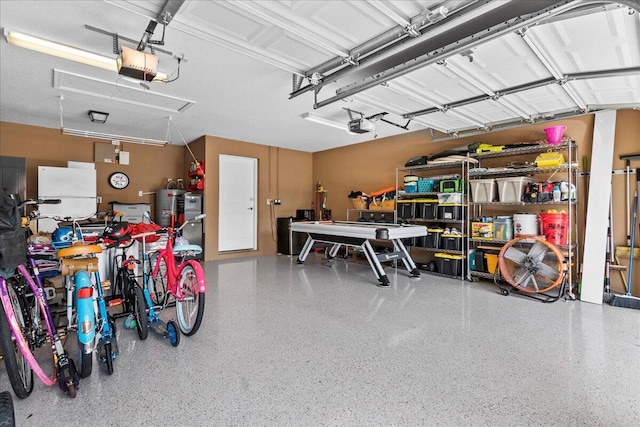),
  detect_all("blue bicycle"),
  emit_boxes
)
[54,223,118,376]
